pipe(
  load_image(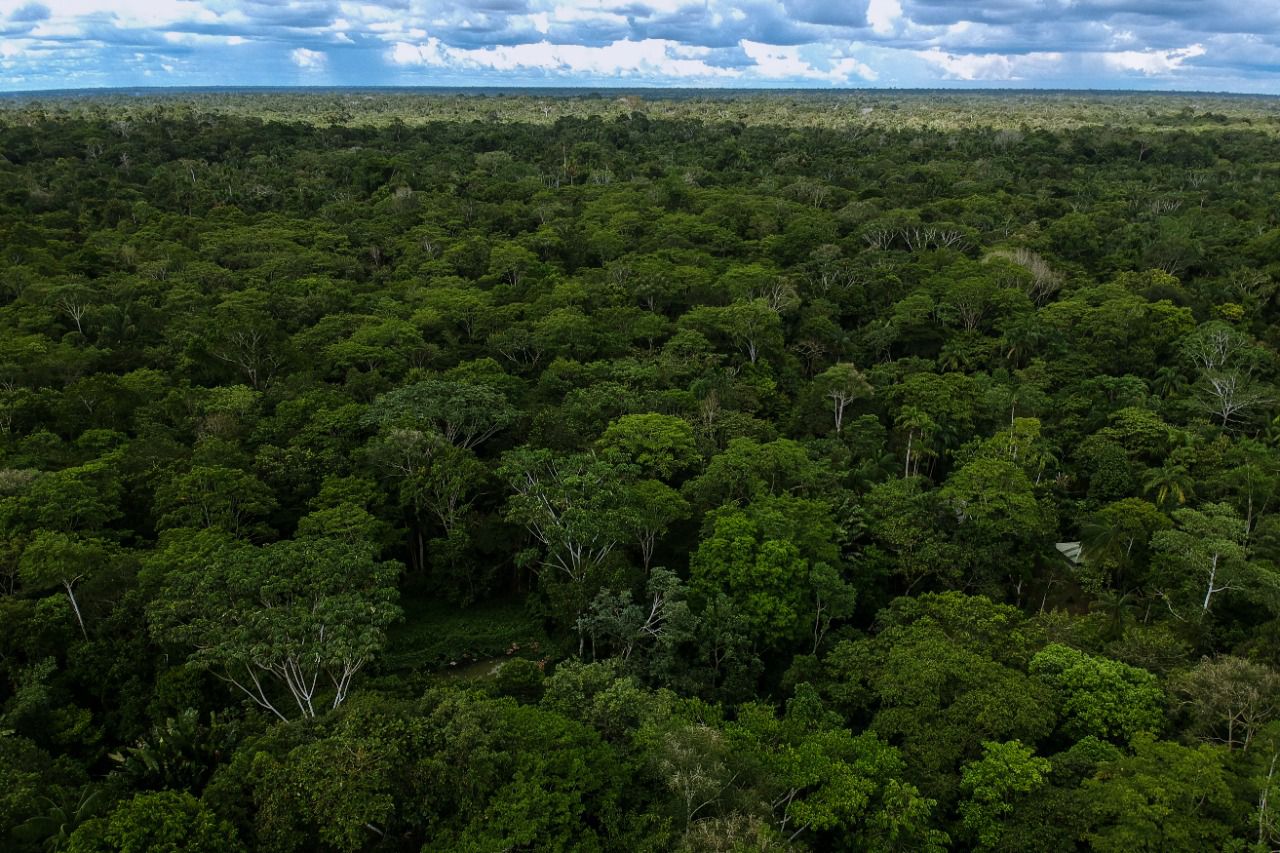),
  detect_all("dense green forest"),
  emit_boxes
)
[5,90,1280,851]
